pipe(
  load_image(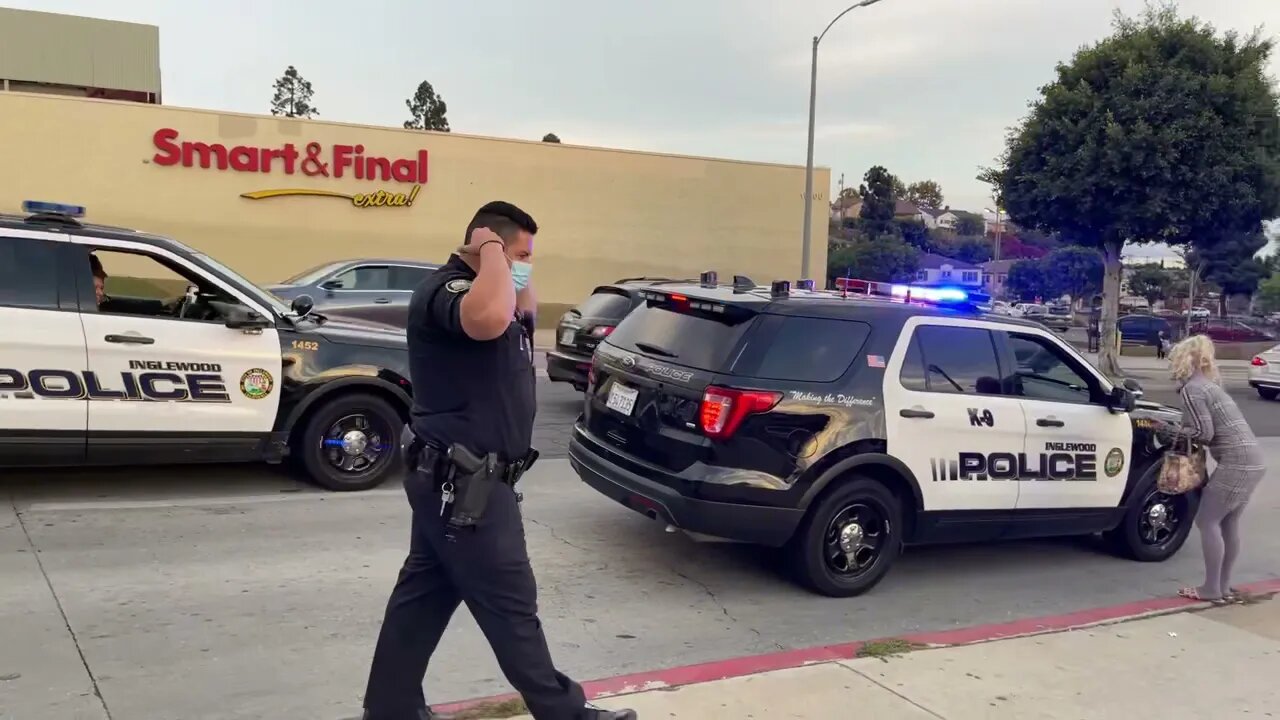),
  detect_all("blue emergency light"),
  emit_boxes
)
[23,200,86,217]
